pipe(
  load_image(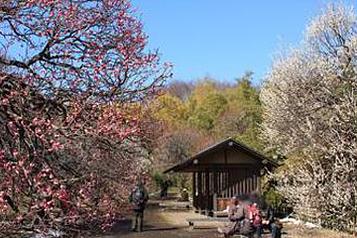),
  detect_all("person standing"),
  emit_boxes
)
[160,180,169,199]
[129,180,149,232]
